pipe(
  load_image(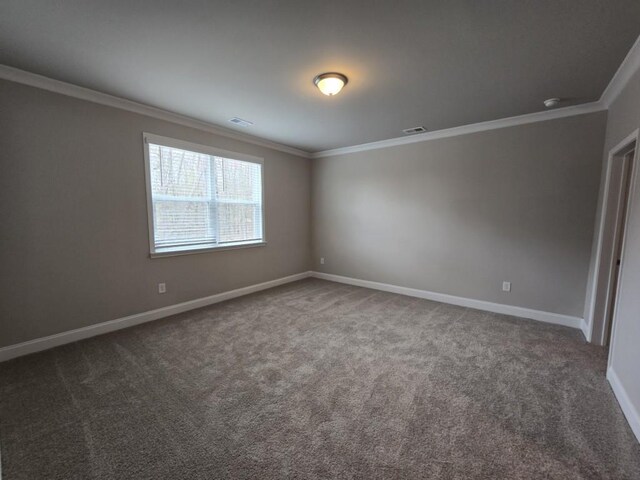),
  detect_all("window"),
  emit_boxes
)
[143,133,264,256]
